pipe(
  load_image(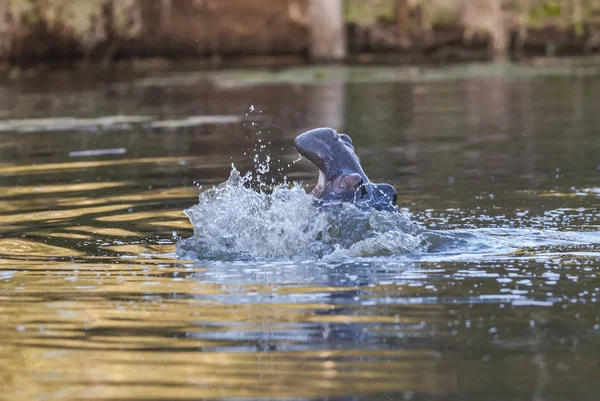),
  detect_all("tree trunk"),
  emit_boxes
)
[462,0,509,61]
[488,0,508,61]
[309,0,346,61]
[395,0,408,37]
